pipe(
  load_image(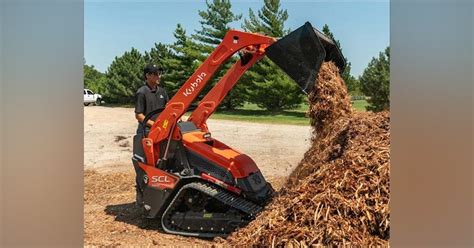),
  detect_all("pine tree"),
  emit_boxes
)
[105,48,146,103]
[144,42,172,68]
[243,0,289,37]
[192,0,244,109]
[165,24,202,96]
[193,0,242,54]
[359,46,390,112]
[322,24,360,95]
[84,62,106,94]
[242,0,303,111]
